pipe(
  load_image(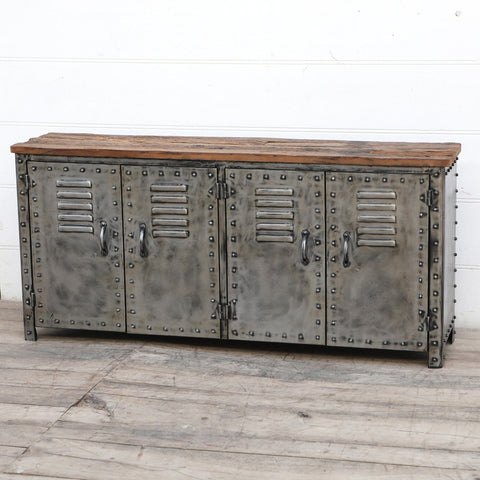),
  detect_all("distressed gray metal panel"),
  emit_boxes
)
[16,155,36,340]
[28,161,125,331]
[226,168,325,344]
[122,166,220,337]
[326,172,429,351]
